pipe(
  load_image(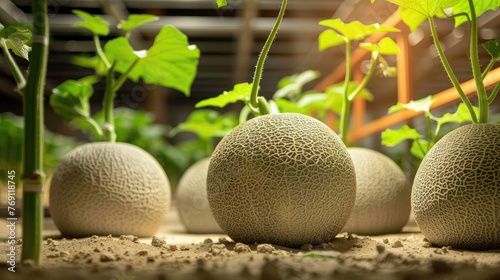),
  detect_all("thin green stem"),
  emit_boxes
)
[0,39,26,92]
[467,0,488,123]
[113,57,140,92]
[348,51,378,101]
[340,40,352,144]
[429,17,478,123]
[85,117,104,139]
[249,0,287,112]
[489,81,500,104]
[481,58,497,80]
[94,35,110,69]
[103,63,117,142]
[433,123,442,144]
[21,0,48,265]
